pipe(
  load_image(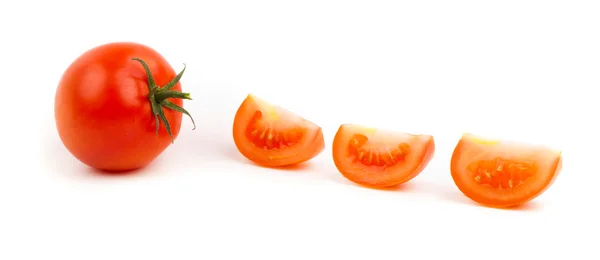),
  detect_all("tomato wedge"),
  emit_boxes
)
[450,133,563,208]
[332,124,435,188]
[232,94,325,167]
